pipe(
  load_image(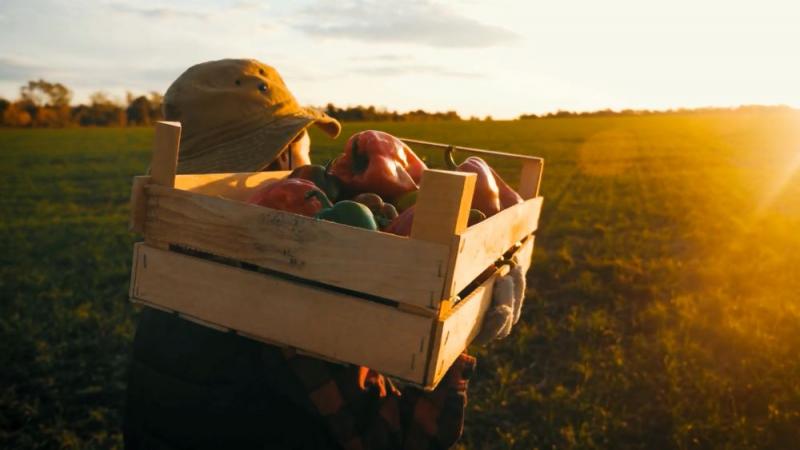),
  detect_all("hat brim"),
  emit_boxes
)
[303,107,341,138]
[176,110,340,174]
